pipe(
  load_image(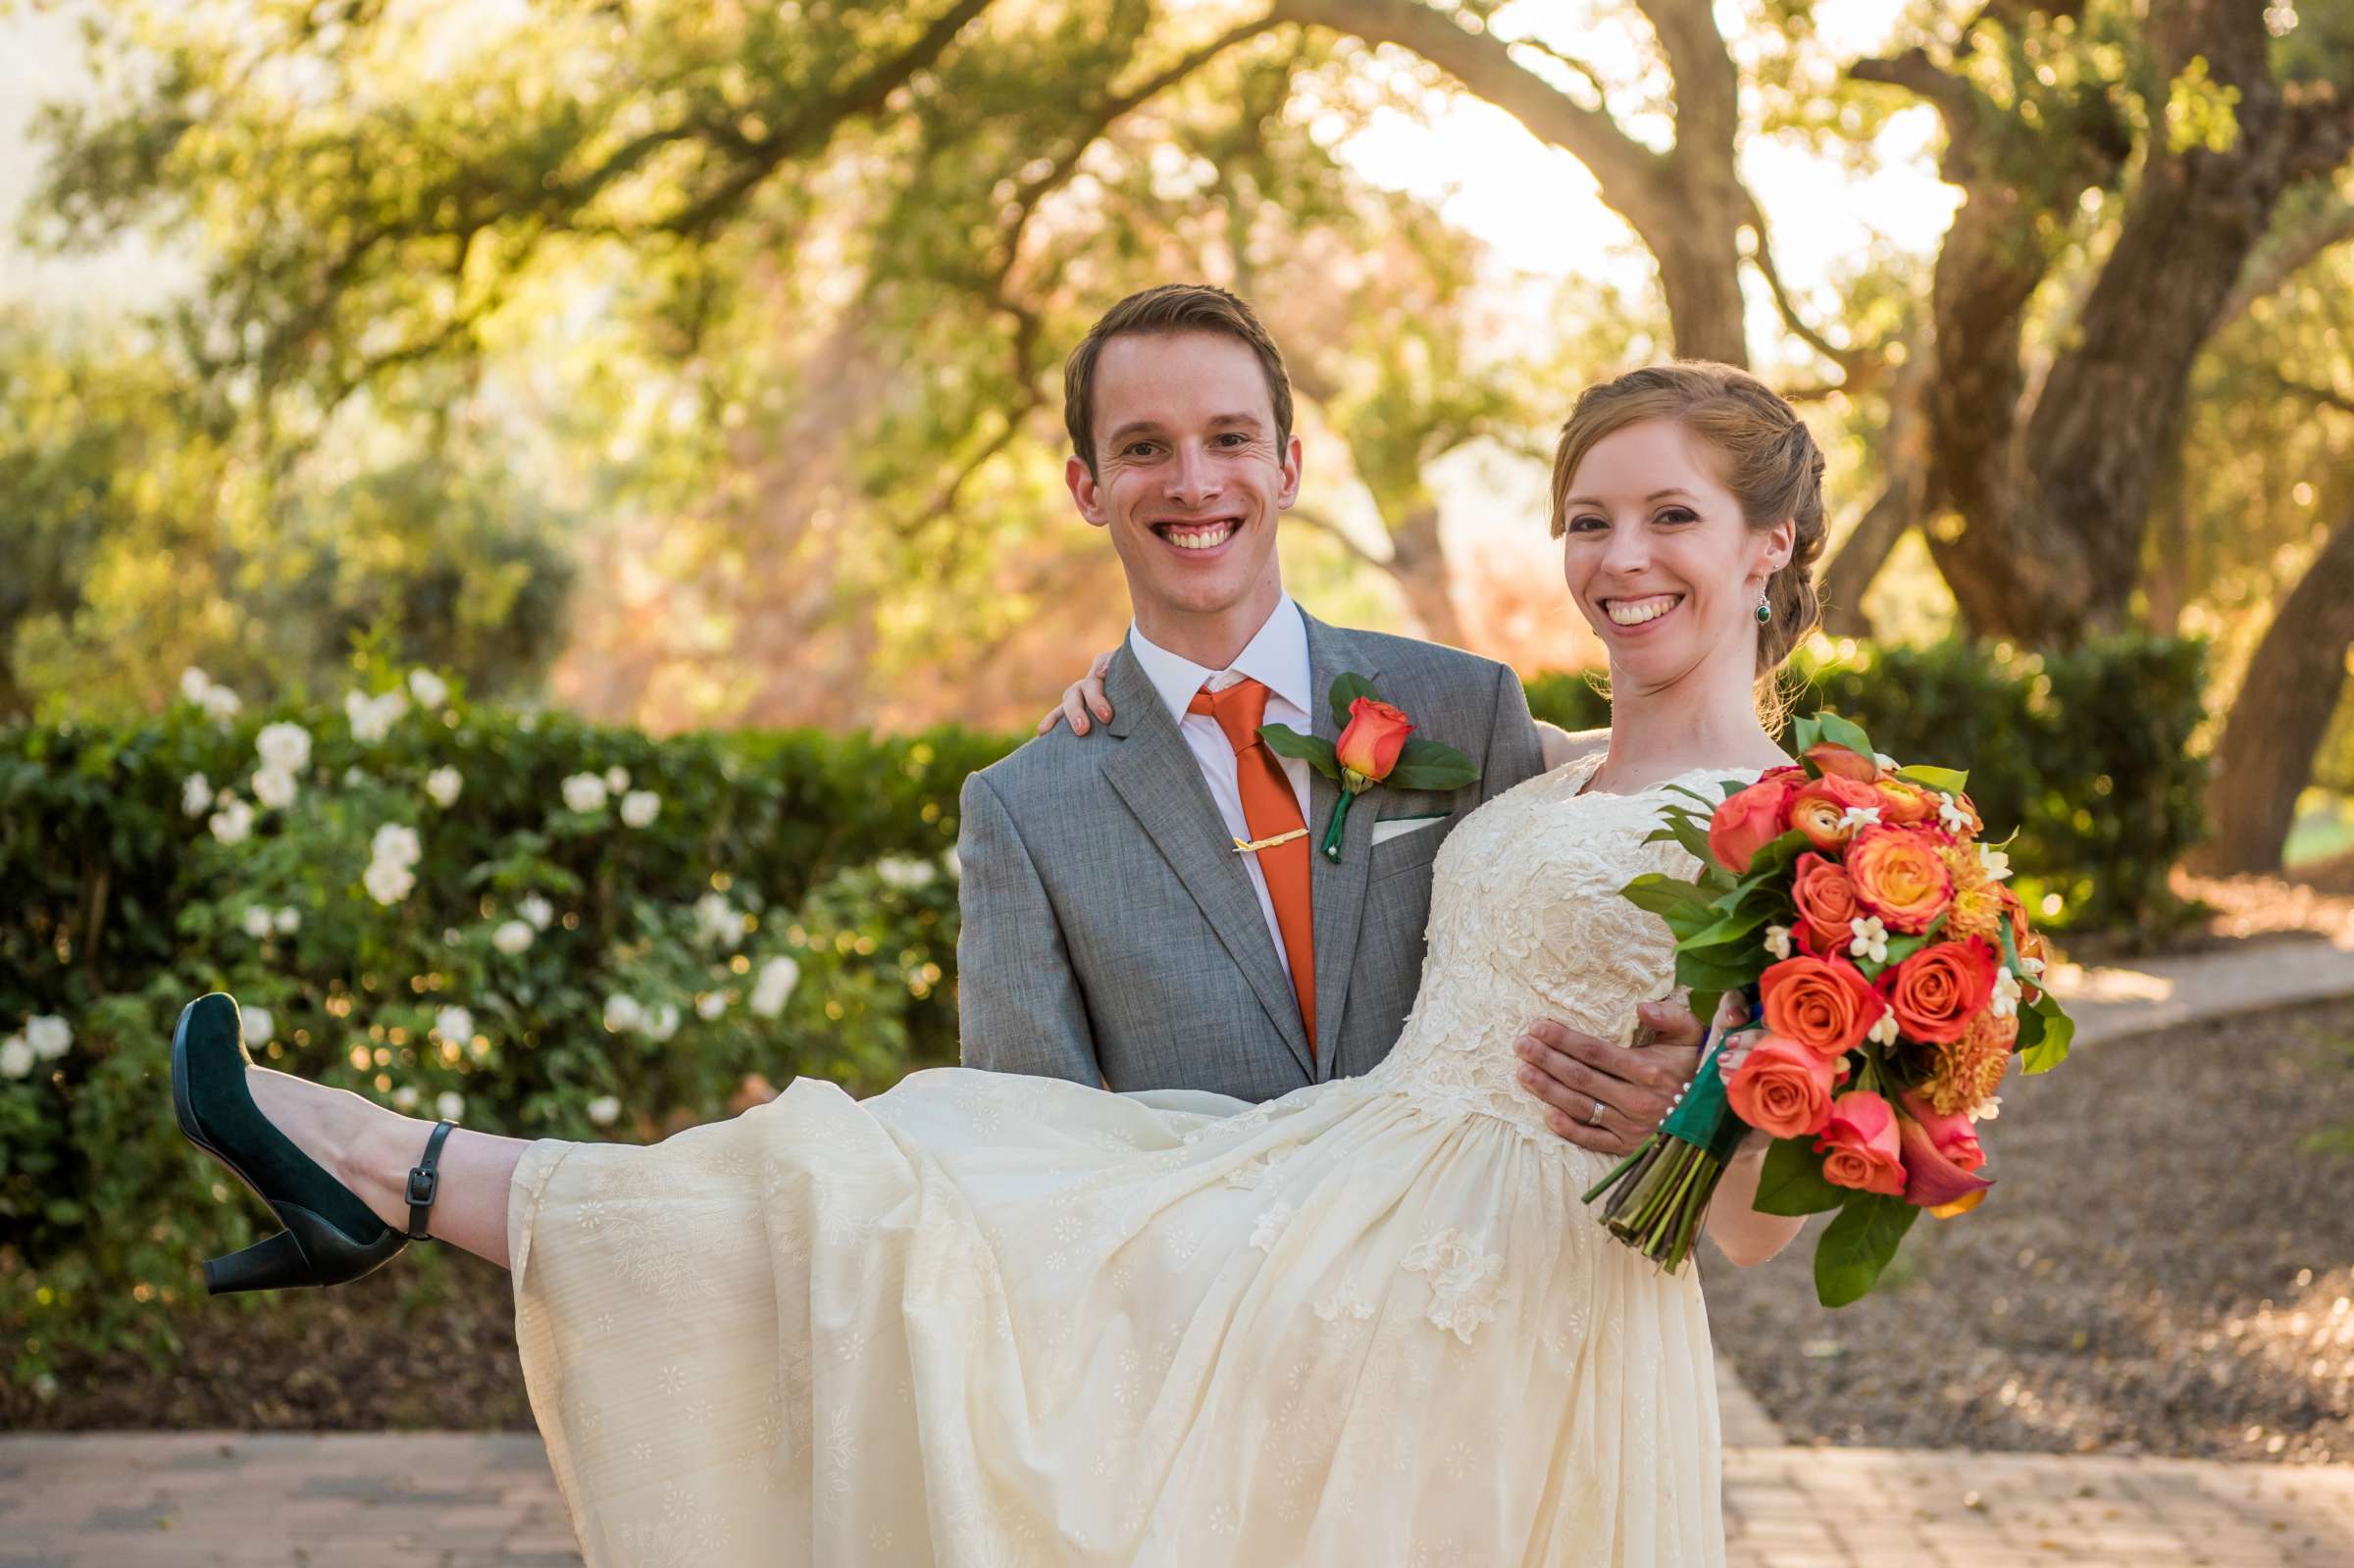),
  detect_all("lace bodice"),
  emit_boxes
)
[1357,752,1761,1141]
